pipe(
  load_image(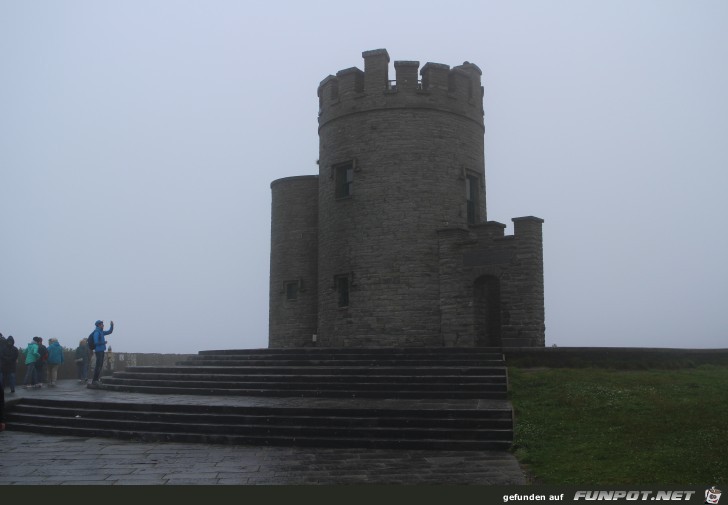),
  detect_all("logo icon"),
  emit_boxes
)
[706,487,722,505]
